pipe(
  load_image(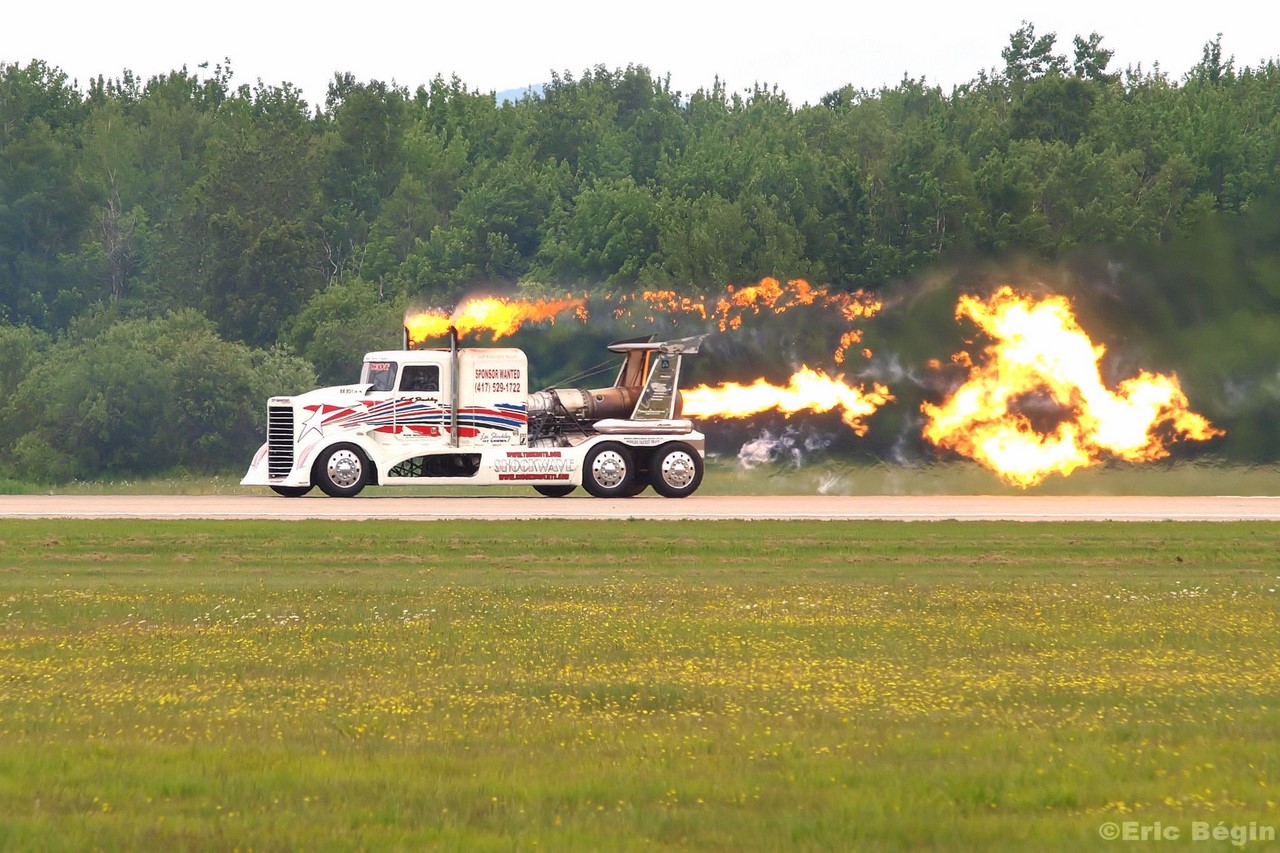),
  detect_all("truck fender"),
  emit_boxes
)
[305,436,382,488]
